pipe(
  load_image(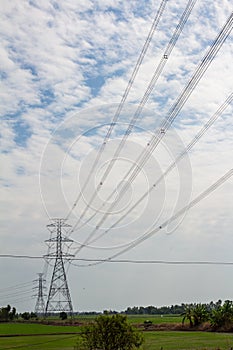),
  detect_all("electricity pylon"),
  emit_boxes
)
[44,218,74,316]
[34,273,46,315]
